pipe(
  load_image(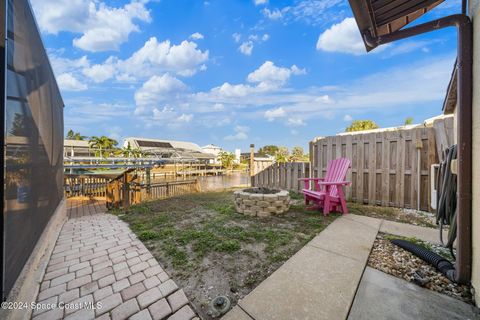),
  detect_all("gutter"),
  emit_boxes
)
[364,14,473,284]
